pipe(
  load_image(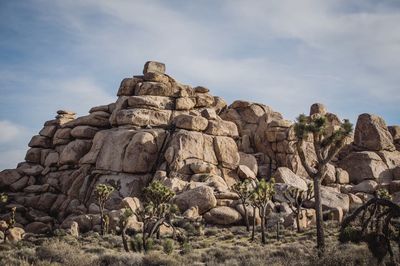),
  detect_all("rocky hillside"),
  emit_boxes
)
[1,61,400,236]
